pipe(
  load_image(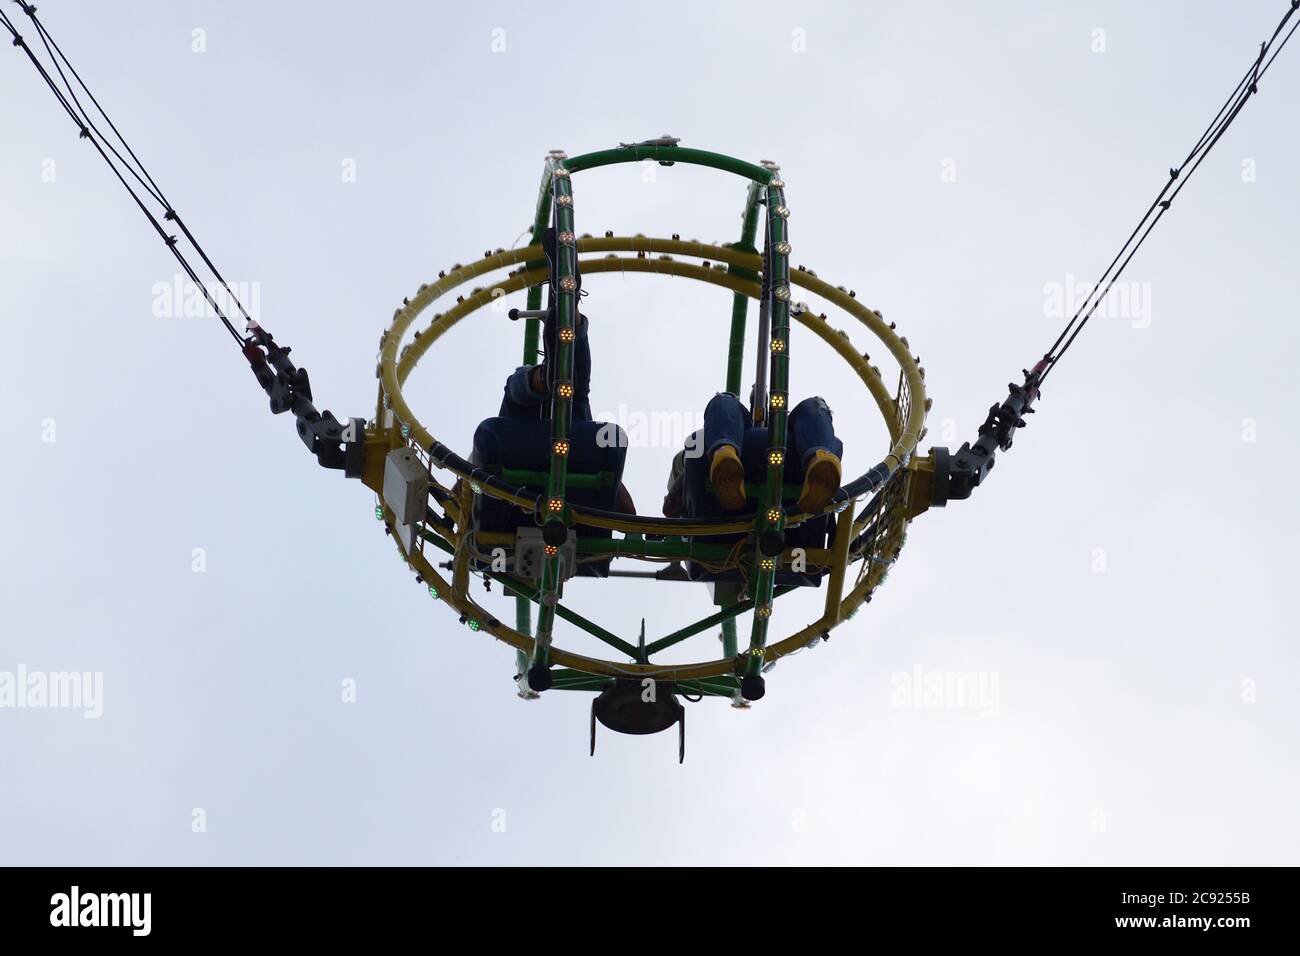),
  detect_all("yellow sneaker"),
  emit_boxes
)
[709,445,747,511]
[797,449,842,514]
